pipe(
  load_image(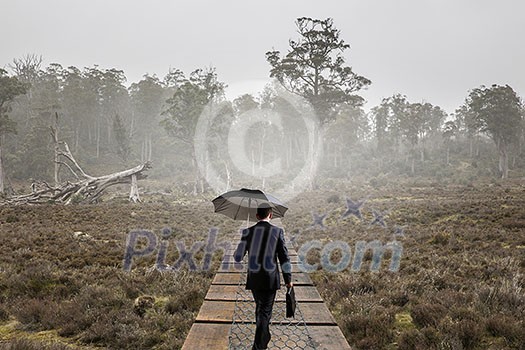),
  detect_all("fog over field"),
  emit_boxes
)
[0,1,524,350]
